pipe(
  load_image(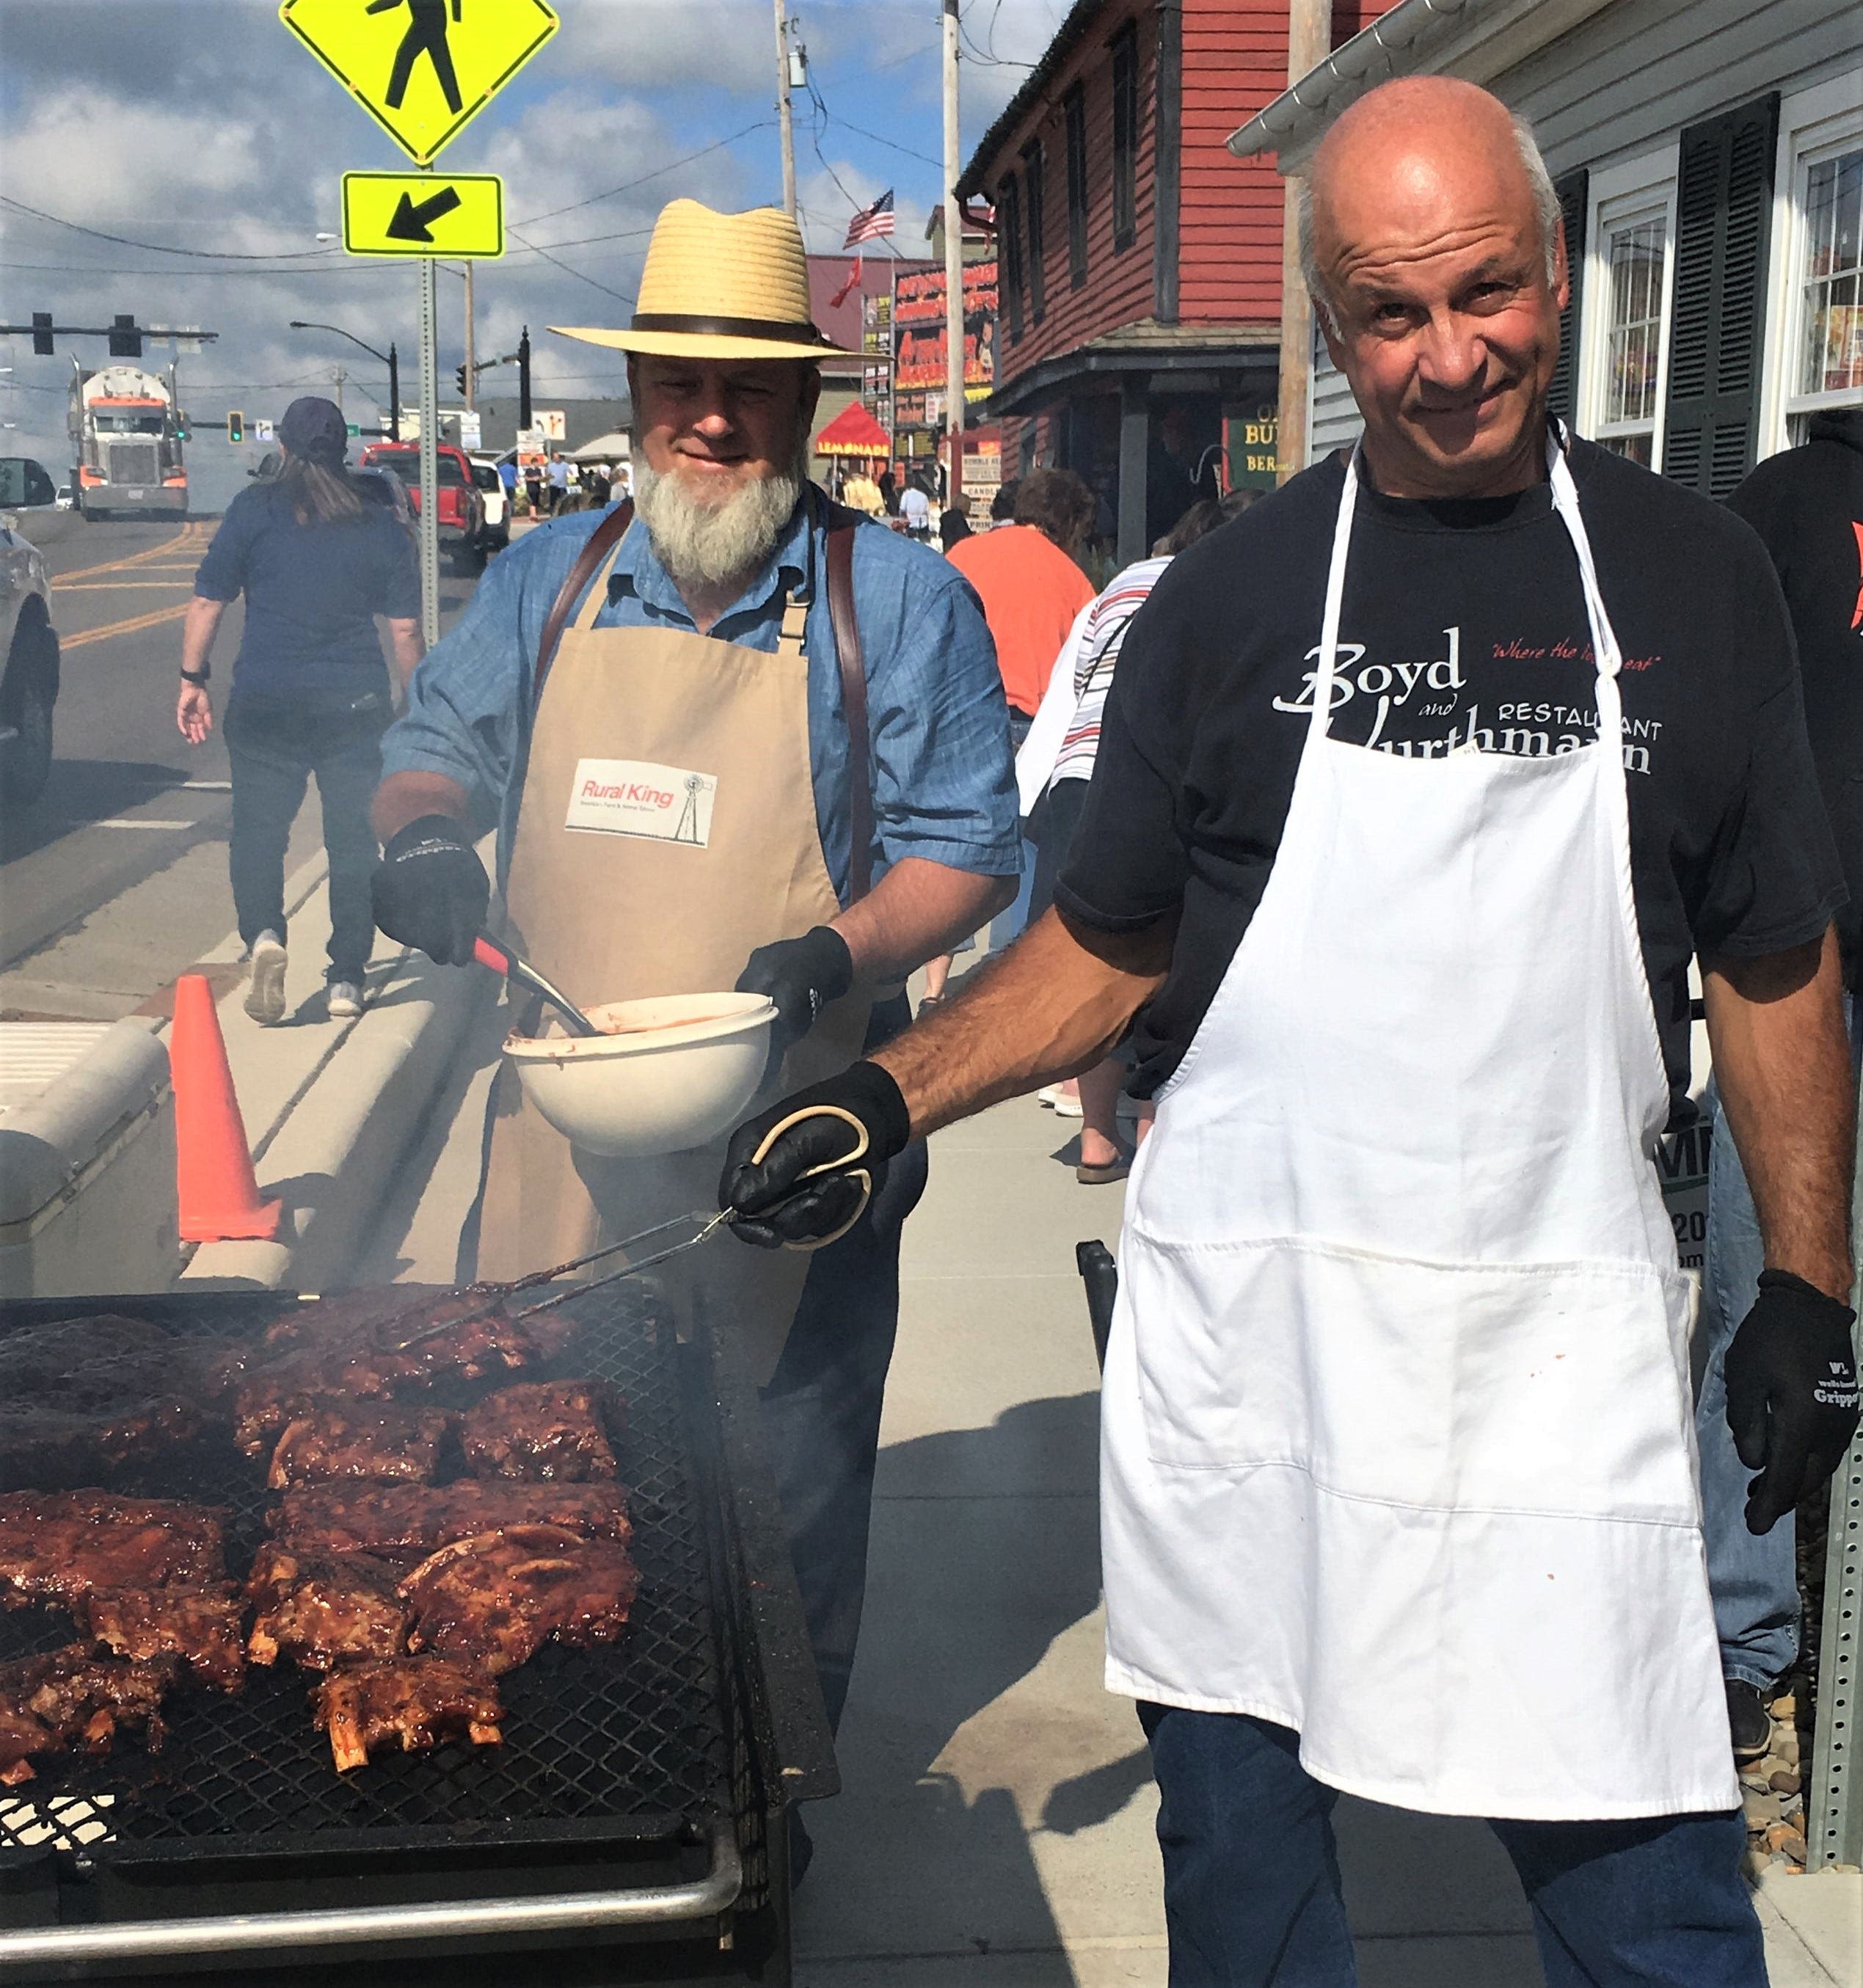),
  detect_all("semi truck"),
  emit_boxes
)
[68,364,188,521]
